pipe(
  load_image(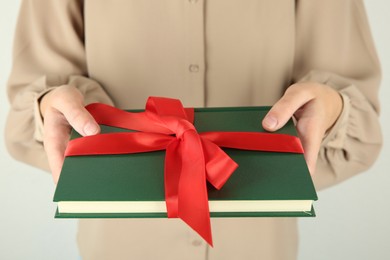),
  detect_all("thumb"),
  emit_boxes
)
[61,103,100,137]
[49,87,100,137]
[262,84,313,132]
